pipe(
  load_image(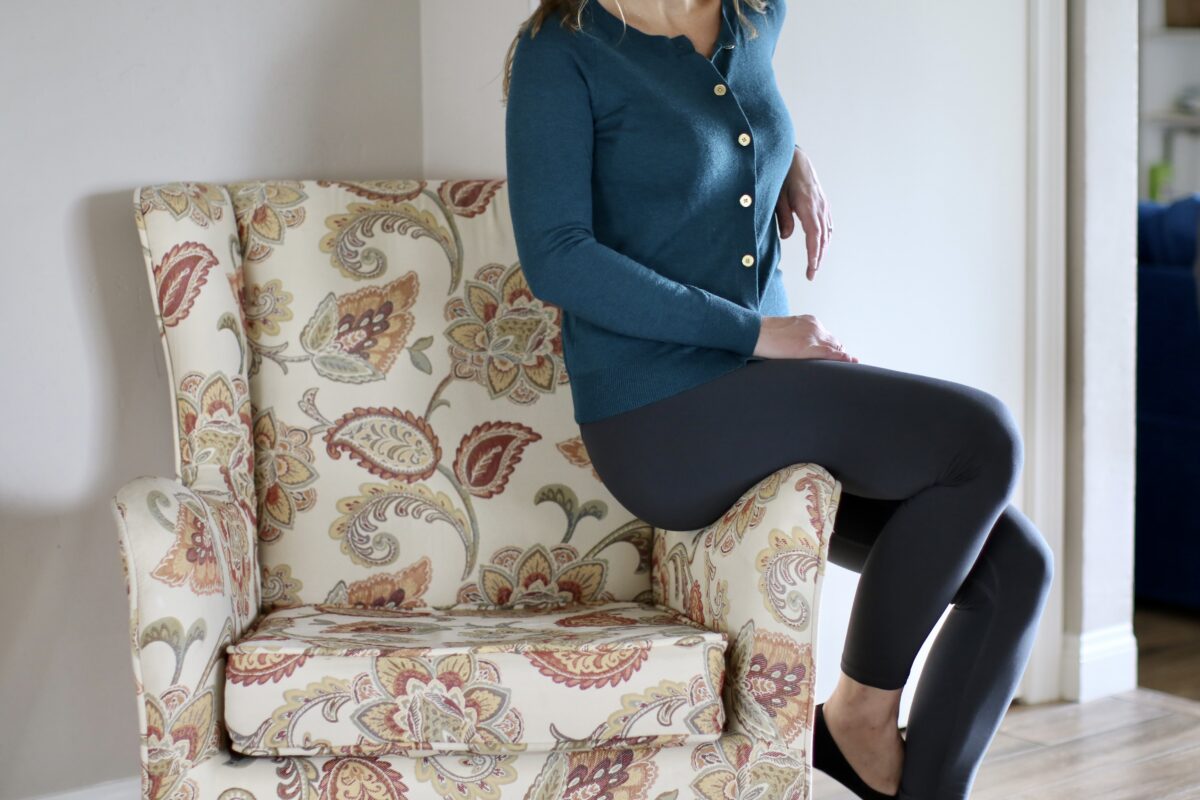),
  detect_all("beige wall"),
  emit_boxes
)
[0,2,424,797]
[421,0,530,178]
